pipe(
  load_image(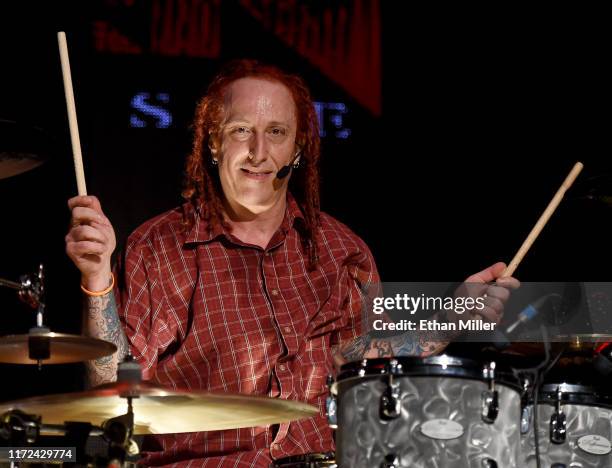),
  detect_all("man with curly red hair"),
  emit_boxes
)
[66,59,516,466]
